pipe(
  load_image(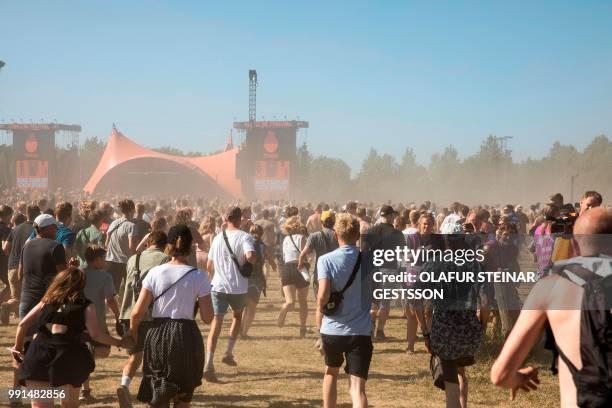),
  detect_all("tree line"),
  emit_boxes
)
[294,134,612,206]
[2,134,610,206]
